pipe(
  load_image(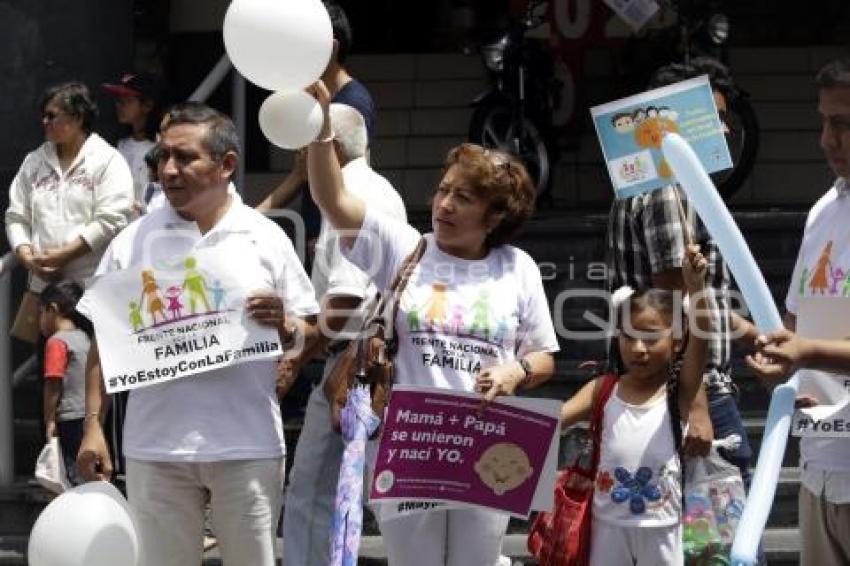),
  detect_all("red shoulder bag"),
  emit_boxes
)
[527,373,618,566]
